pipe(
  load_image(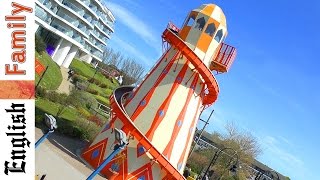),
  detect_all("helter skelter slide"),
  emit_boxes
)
[81,3,237,180]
